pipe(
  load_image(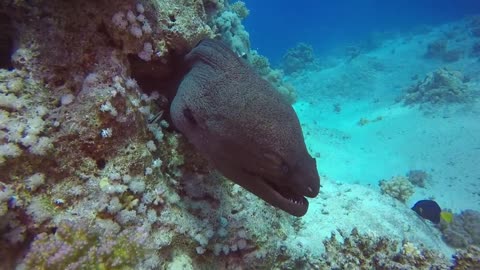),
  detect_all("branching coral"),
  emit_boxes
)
[379,176,414,203]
